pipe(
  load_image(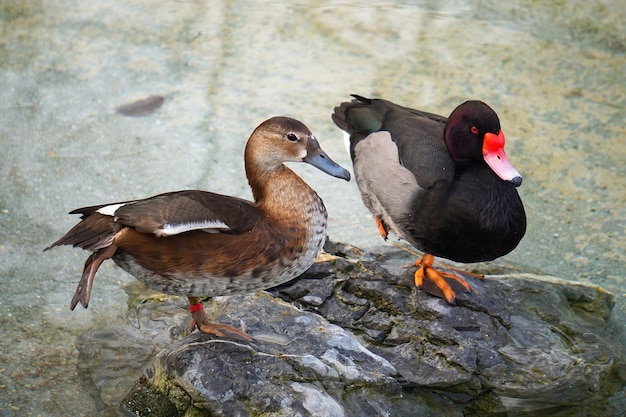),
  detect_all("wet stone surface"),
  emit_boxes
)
[76,243,625,417]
